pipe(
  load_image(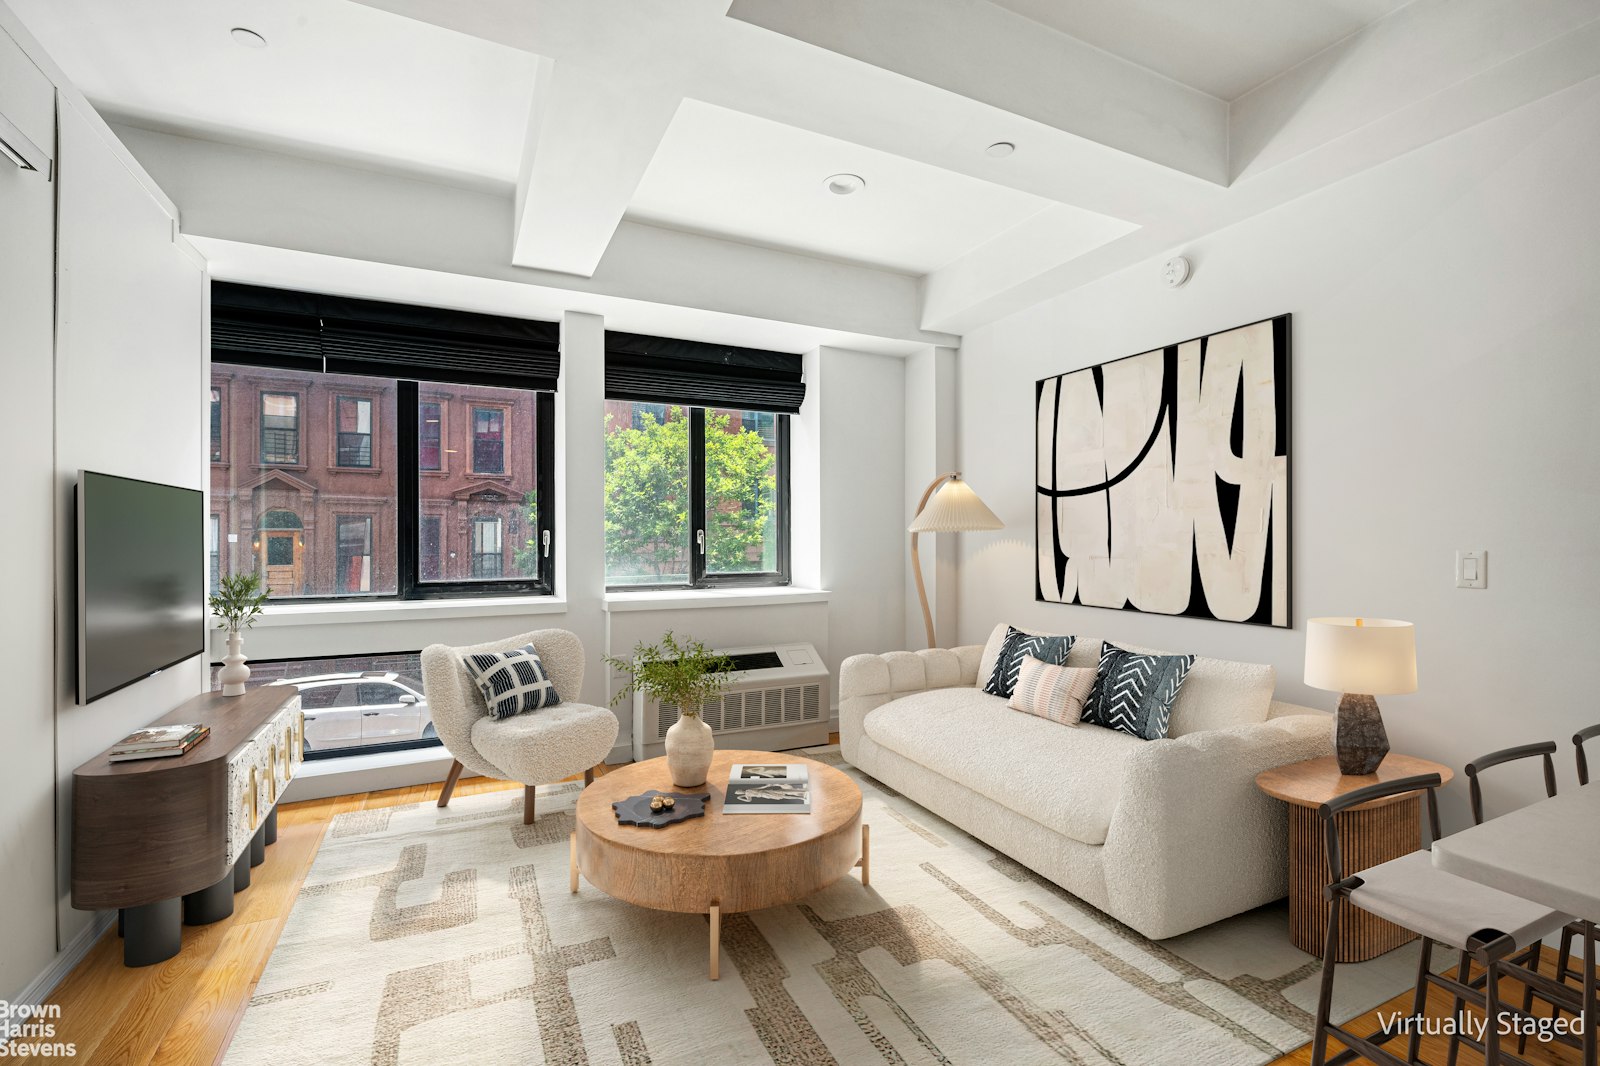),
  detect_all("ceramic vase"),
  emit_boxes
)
[220,630,251,696]
[664,709,714,787]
